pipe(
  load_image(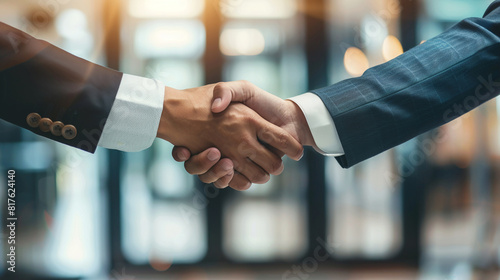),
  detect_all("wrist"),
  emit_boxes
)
[157,86,180,142]
[156,85,216,153]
